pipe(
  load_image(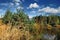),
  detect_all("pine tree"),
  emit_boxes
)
[2,10,12,24]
